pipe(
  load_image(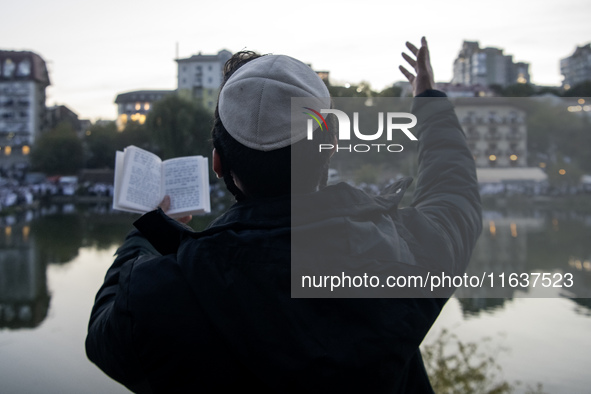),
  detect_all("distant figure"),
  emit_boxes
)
[86,37,481,393]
